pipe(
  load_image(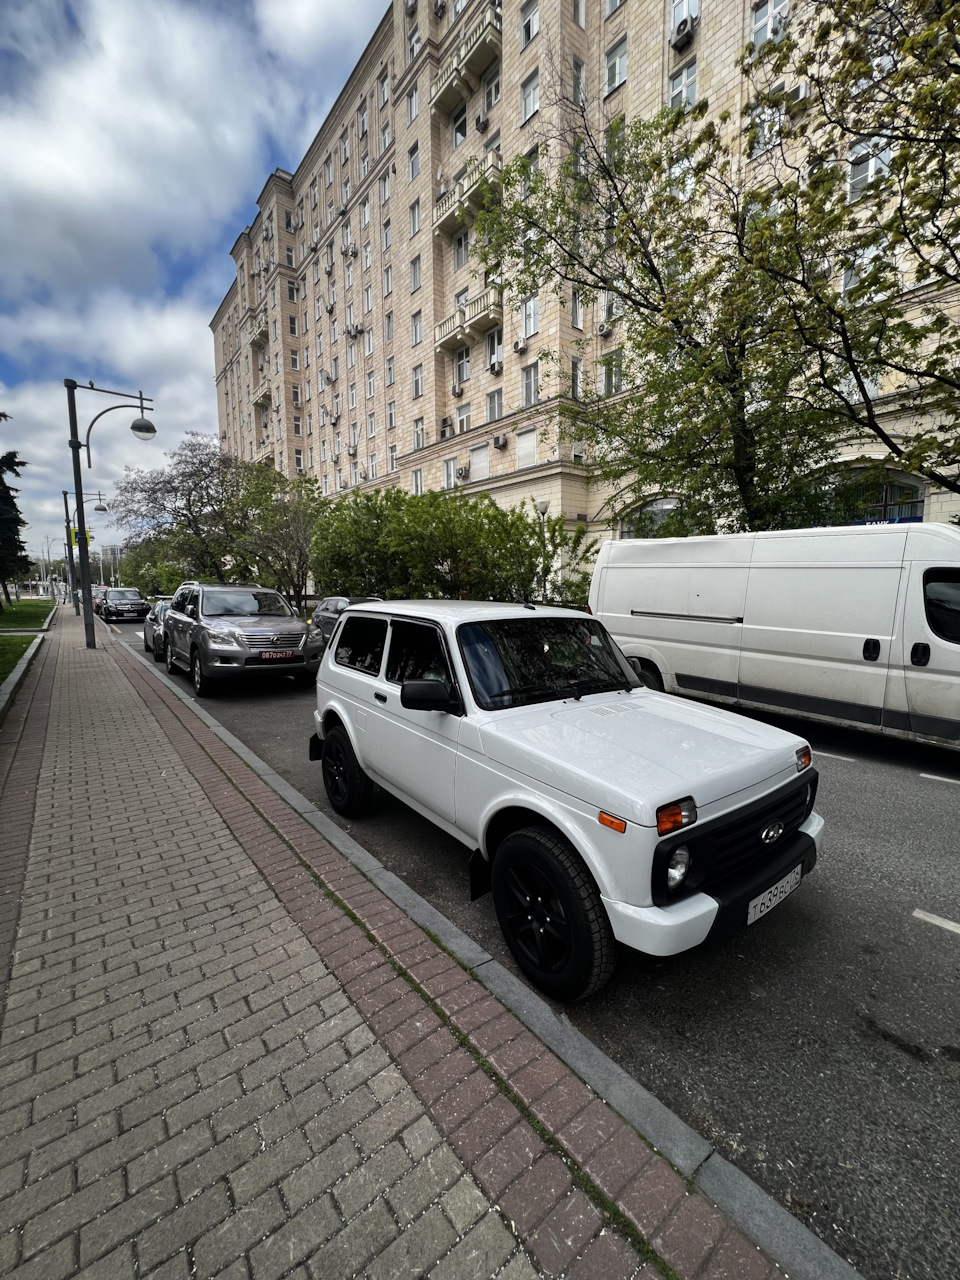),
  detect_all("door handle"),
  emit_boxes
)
[374,692,387,703]
[911,642,931,667]
[862,638,880,662]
